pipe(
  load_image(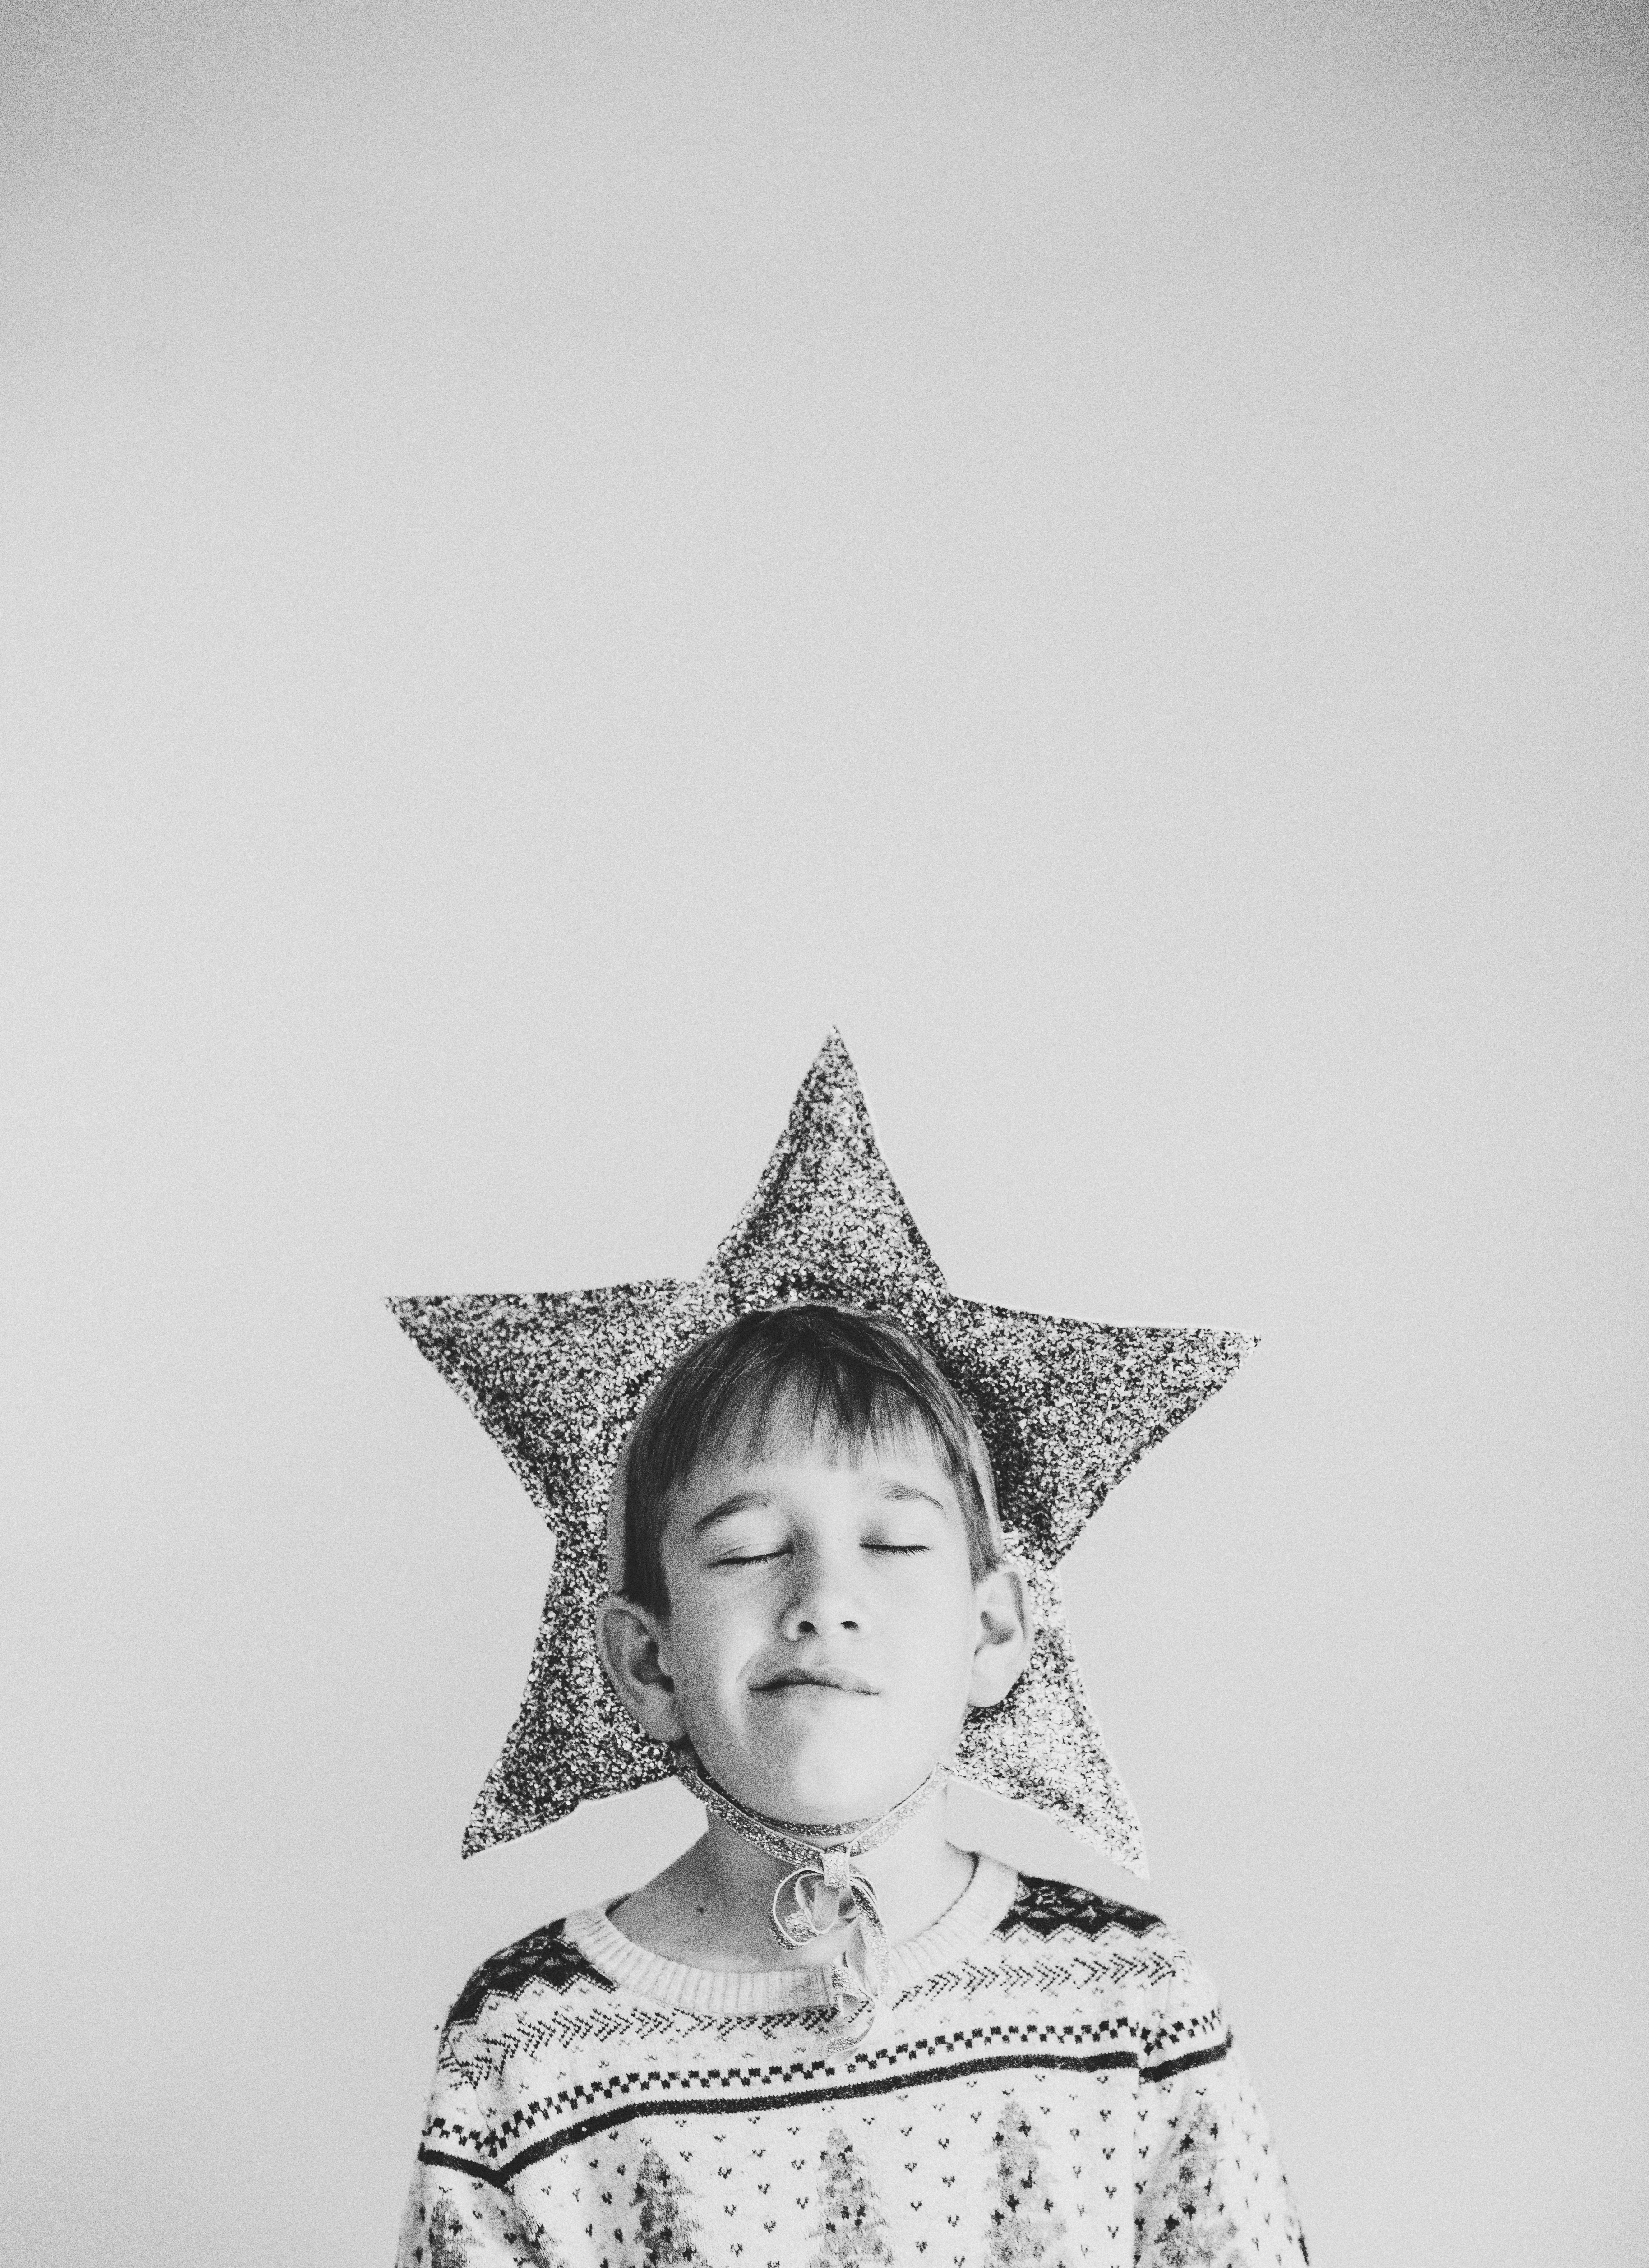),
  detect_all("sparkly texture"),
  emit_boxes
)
[390,1032,1251,1872]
